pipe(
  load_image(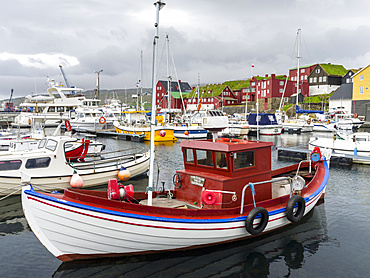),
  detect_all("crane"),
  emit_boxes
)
[4,89,14,112]
[59,65,71,88]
